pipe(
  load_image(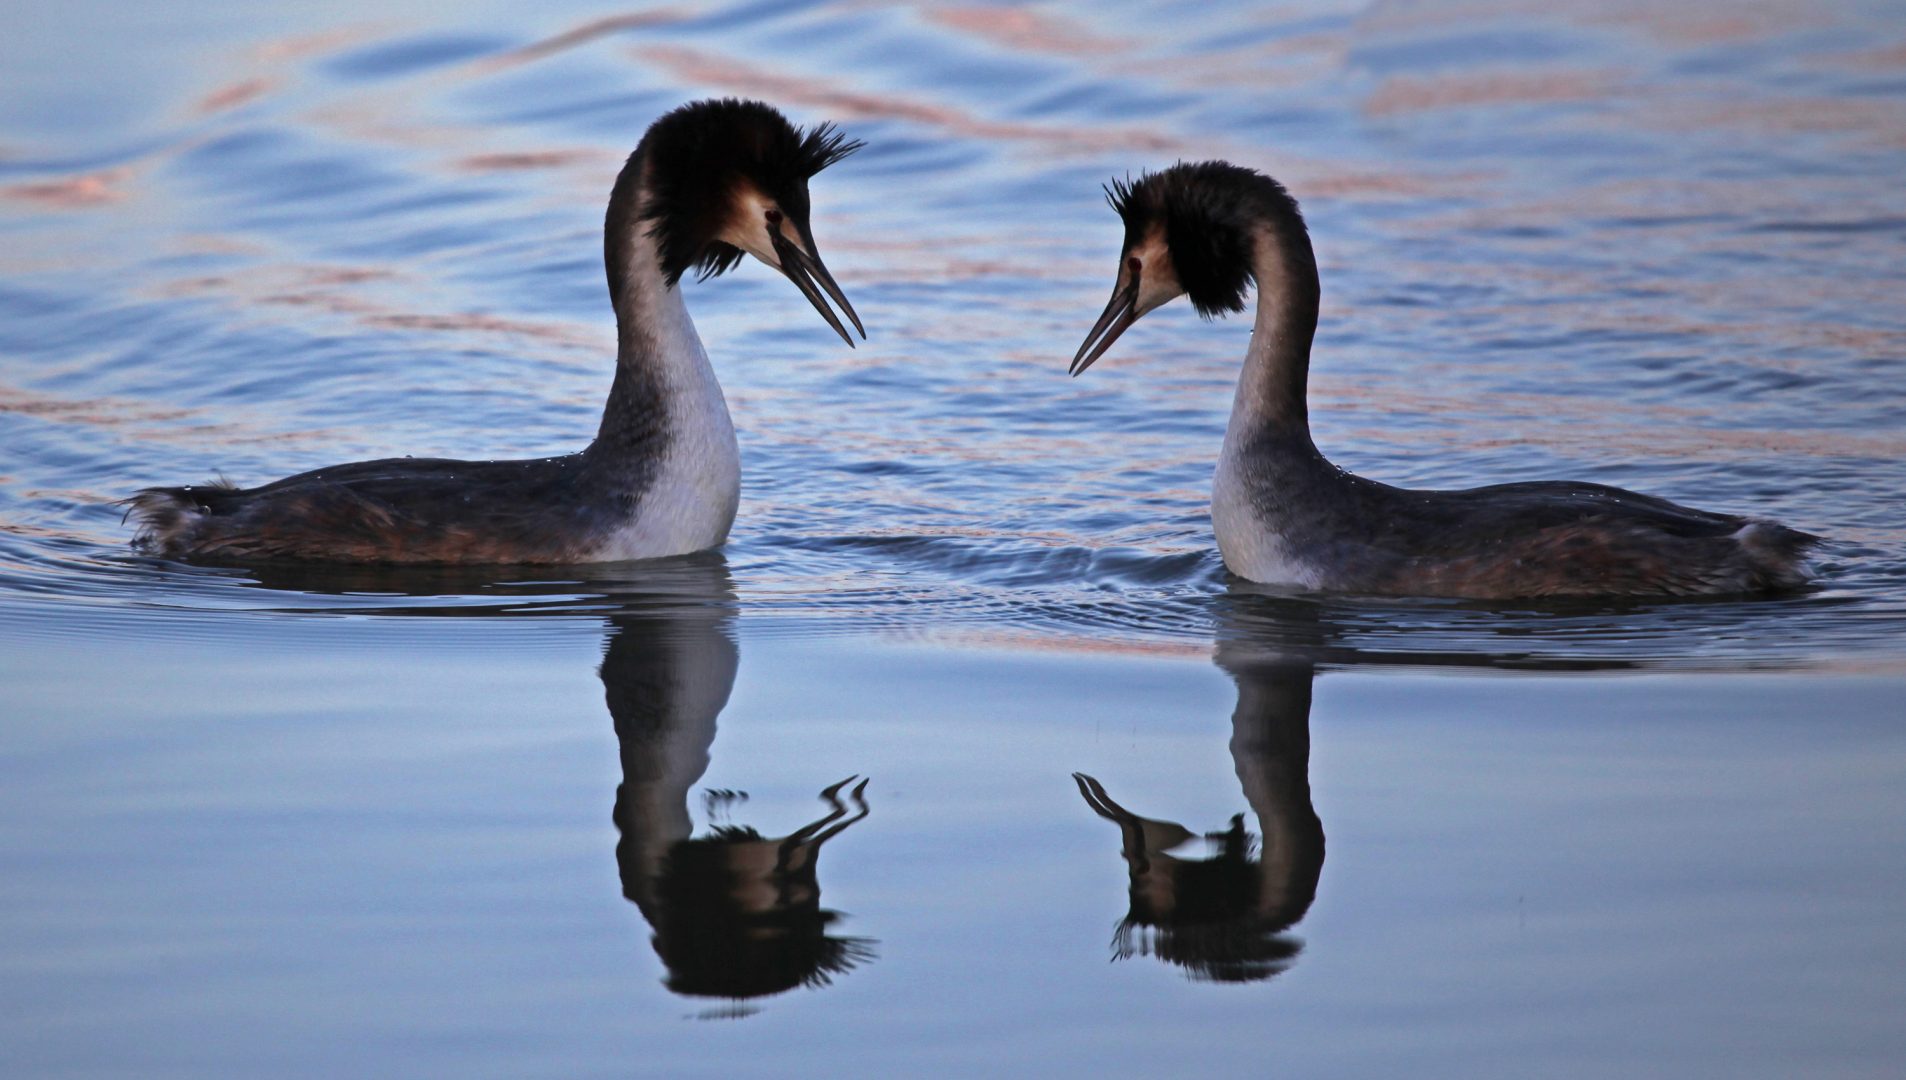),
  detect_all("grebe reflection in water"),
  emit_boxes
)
[1073,645,1325,983]
[601,573,874,1010]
